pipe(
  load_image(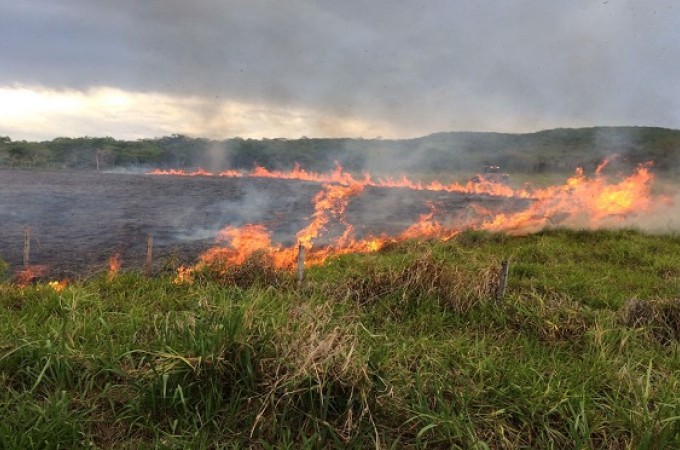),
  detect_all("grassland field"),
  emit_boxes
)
[1,228,680,449]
